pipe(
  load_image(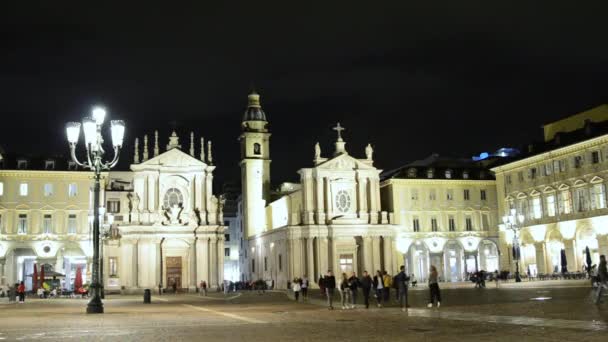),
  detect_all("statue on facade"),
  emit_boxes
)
[314,142,321,160]
[162,203,184,225]
[365,143,374,161]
